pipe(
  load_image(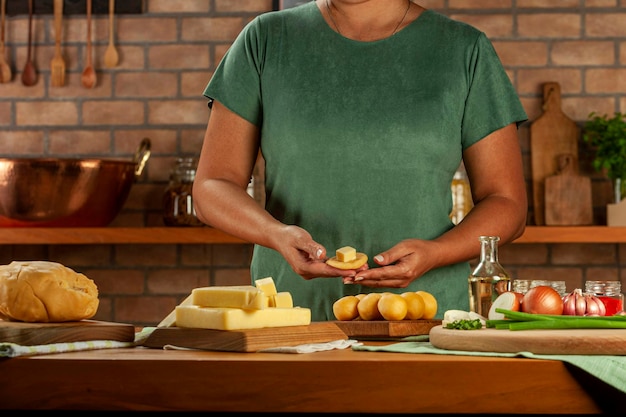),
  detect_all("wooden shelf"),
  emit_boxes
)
[0,227,247,245]
[0,226,625,245]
